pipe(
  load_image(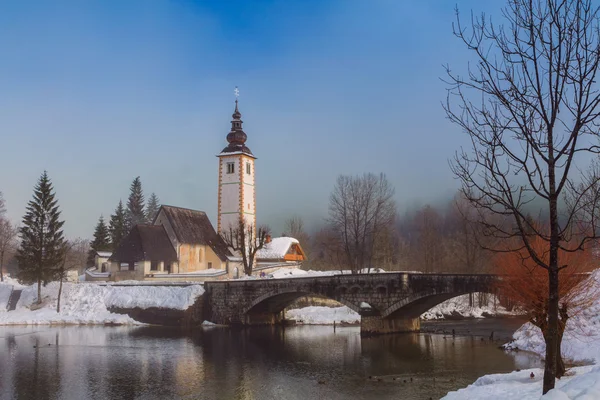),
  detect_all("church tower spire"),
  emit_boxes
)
[217,87,257,234]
